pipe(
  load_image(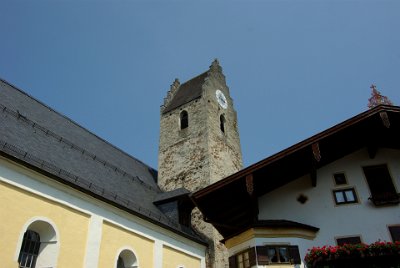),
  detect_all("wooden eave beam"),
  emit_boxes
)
[310,142,321,187]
